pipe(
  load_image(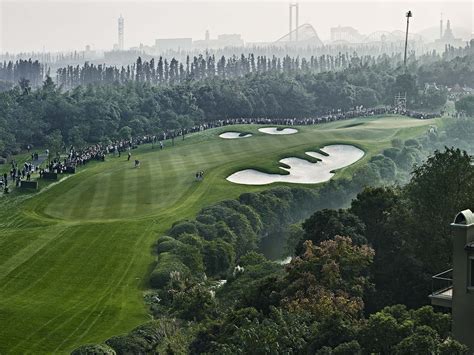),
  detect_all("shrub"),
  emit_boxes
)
[383,147,401,160]
[105,321,169,354]
[156,239,182,253]
[169,221,198,237]
[71,344,116,355]
[150,252,190,288]
[175,233,205,250]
